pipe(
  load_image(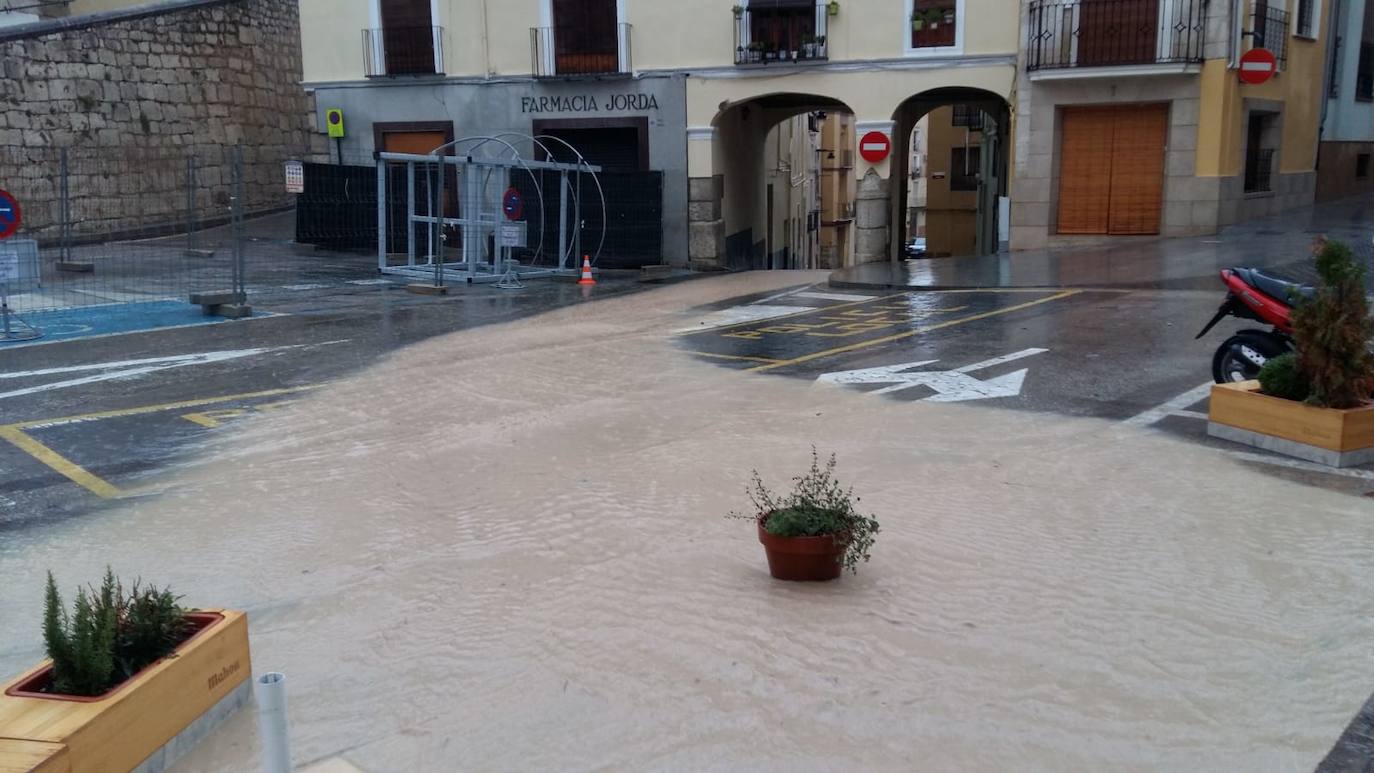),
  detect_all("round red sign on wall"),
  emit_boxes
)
[1239,47,1278,85]
[859,131,891,164]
